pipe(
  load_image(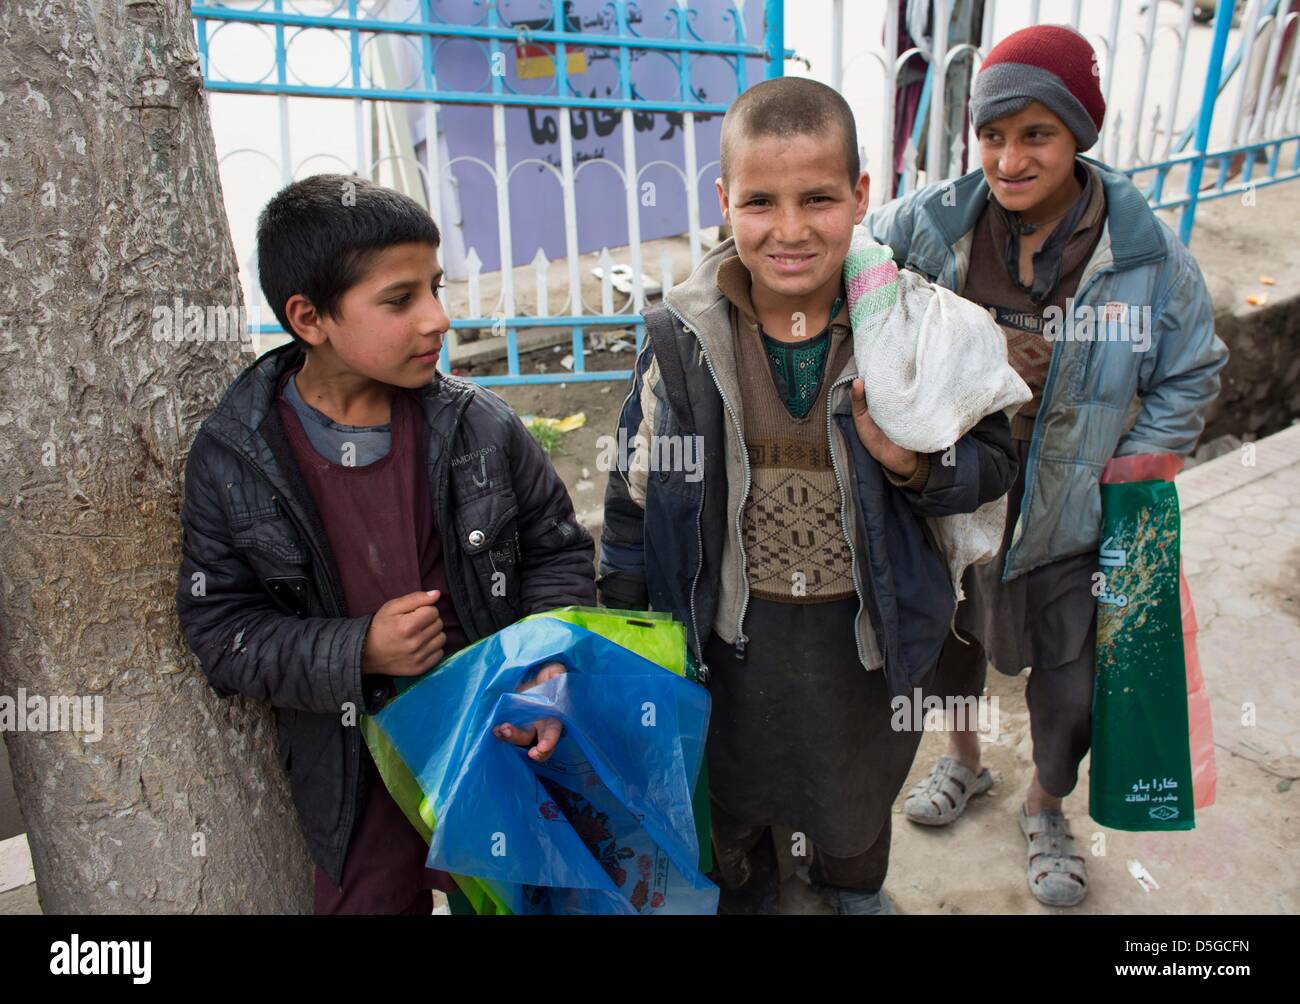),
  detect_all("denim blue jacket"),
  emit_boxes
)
[865,156,1229,581]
